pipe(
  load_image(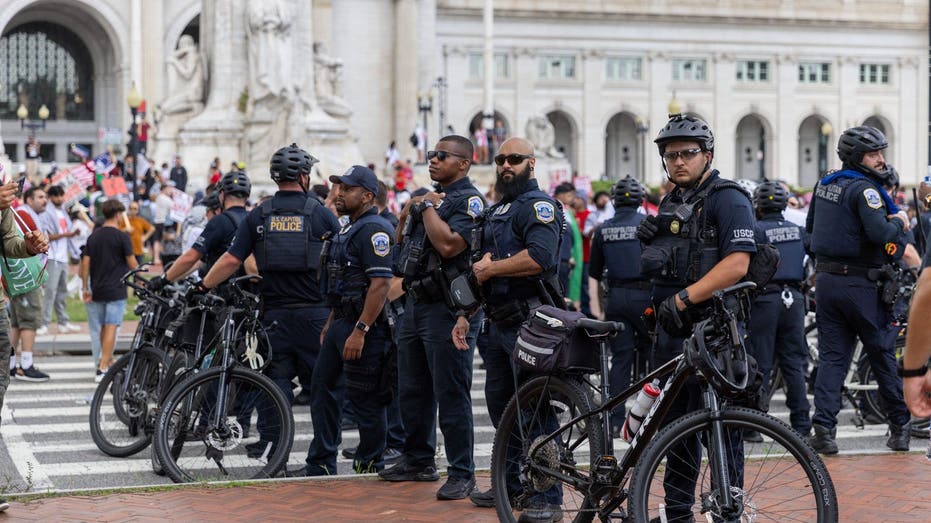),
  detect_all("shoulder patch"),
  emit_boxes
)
[863,188,883,210]
[466,196,484,218]
[371,231,391,257]
[533,201,555,224]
